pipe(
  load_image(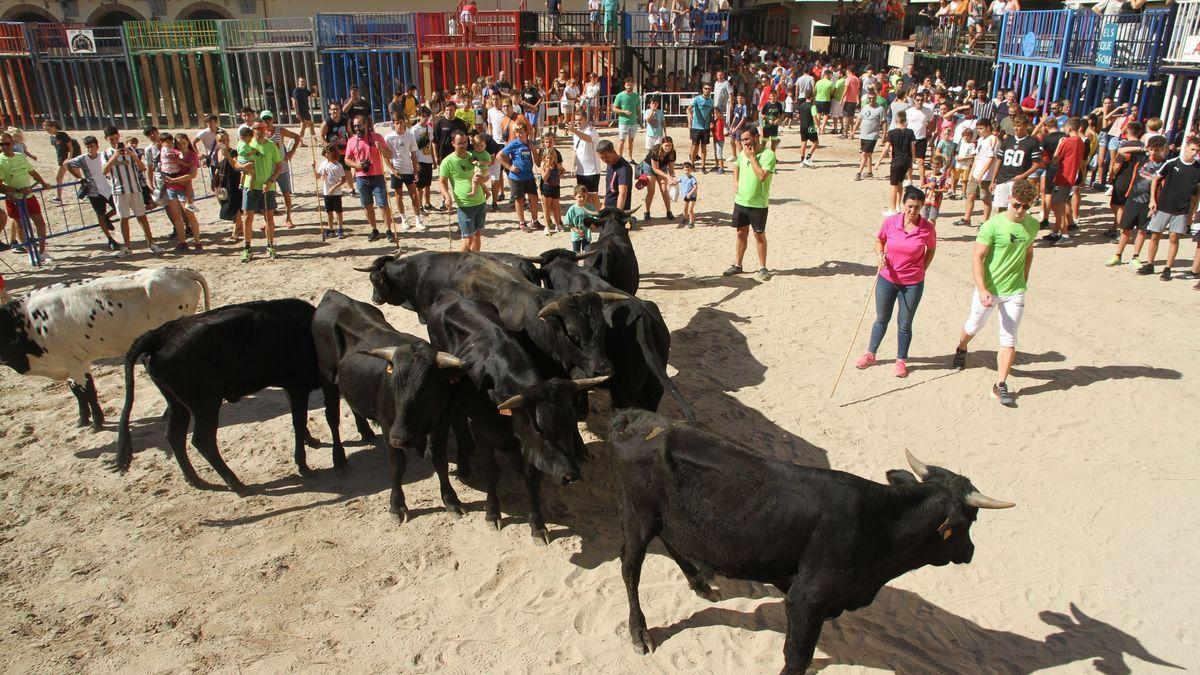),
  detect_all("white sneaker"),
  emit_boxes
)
[413,216,426,232]
[117,246,131,256]
[150,244,164,254]
[37,255,54,266]
[398,217,410,232]
[881,209,895,217]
